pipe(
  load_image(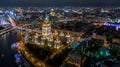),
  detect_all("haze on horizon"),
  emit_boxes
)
[0,0,120,7]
